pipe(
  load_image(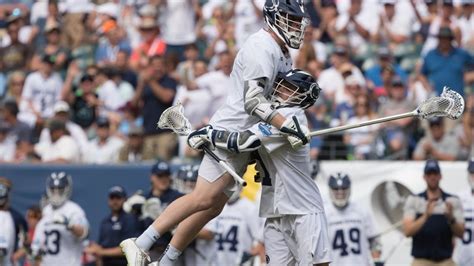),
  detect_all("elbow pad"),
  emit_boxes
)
[244,79,278,123]
[210,129,261,153]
